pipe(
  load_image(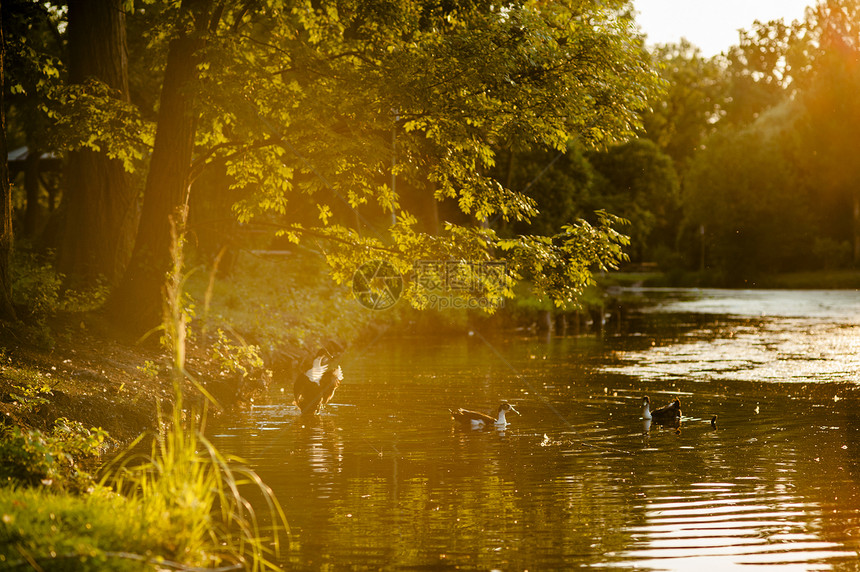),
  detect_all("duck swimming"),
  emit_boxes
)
[294,348,343,416]
[641,395,681,423]
[451,402,518,429]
